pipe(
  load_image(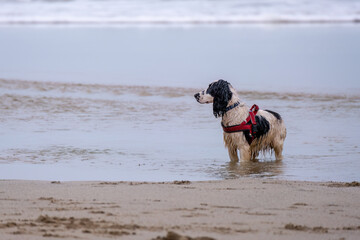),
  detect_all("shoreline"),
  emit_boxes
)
[1,178,359,239]
[1,78,359,98]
